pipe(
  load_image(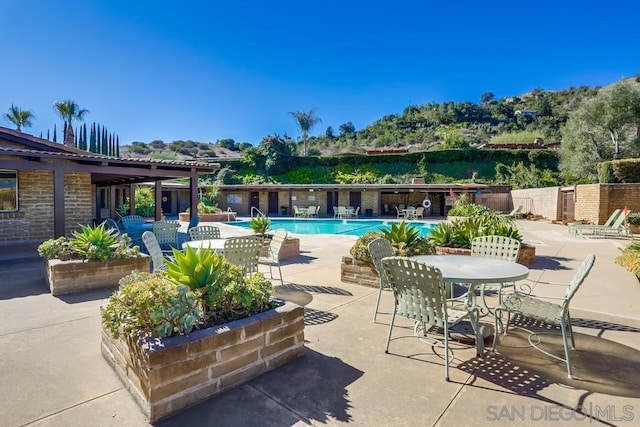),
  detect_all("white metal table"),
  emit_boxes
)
[182,239,226,253]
